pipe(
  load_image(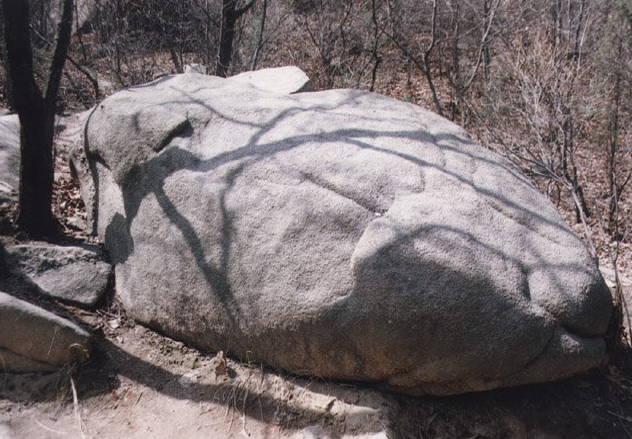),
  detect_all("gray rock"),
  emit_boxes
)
[600,266,632,289]
[0,422,12,439]
[184,63,209,75]
[0,291,90,372]
[600,267,632,335]
[98,77,115,95]
[5,244,112,308]
[71,71,612,395]
[229,66,310,94]
[0,348,57,372]
[0,114,20,202]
